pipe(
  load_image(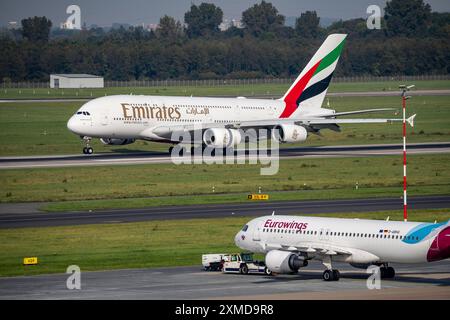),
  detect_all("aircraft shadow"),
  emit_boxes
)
[251,271,450,286]
[111,148,167,156]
